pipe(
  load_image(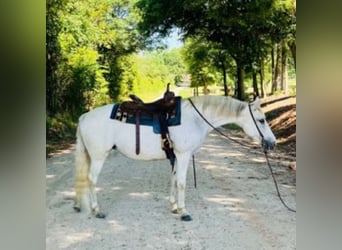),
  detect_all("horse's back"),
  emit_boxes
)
[77,103,166,160]
[79,104,114,122]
